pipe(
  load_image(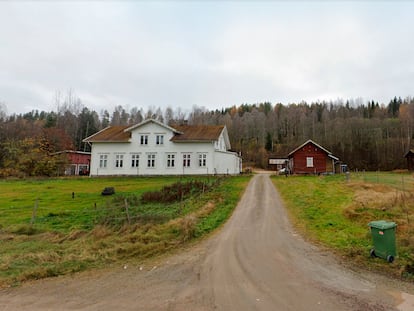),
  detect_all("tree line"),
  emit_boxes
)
[0,91,413,177]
